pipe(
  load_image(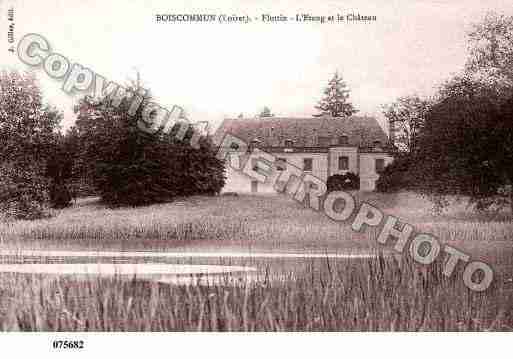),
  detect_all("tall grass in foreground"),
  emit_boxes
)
[0,193,511,331]
[0,255,511,331]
